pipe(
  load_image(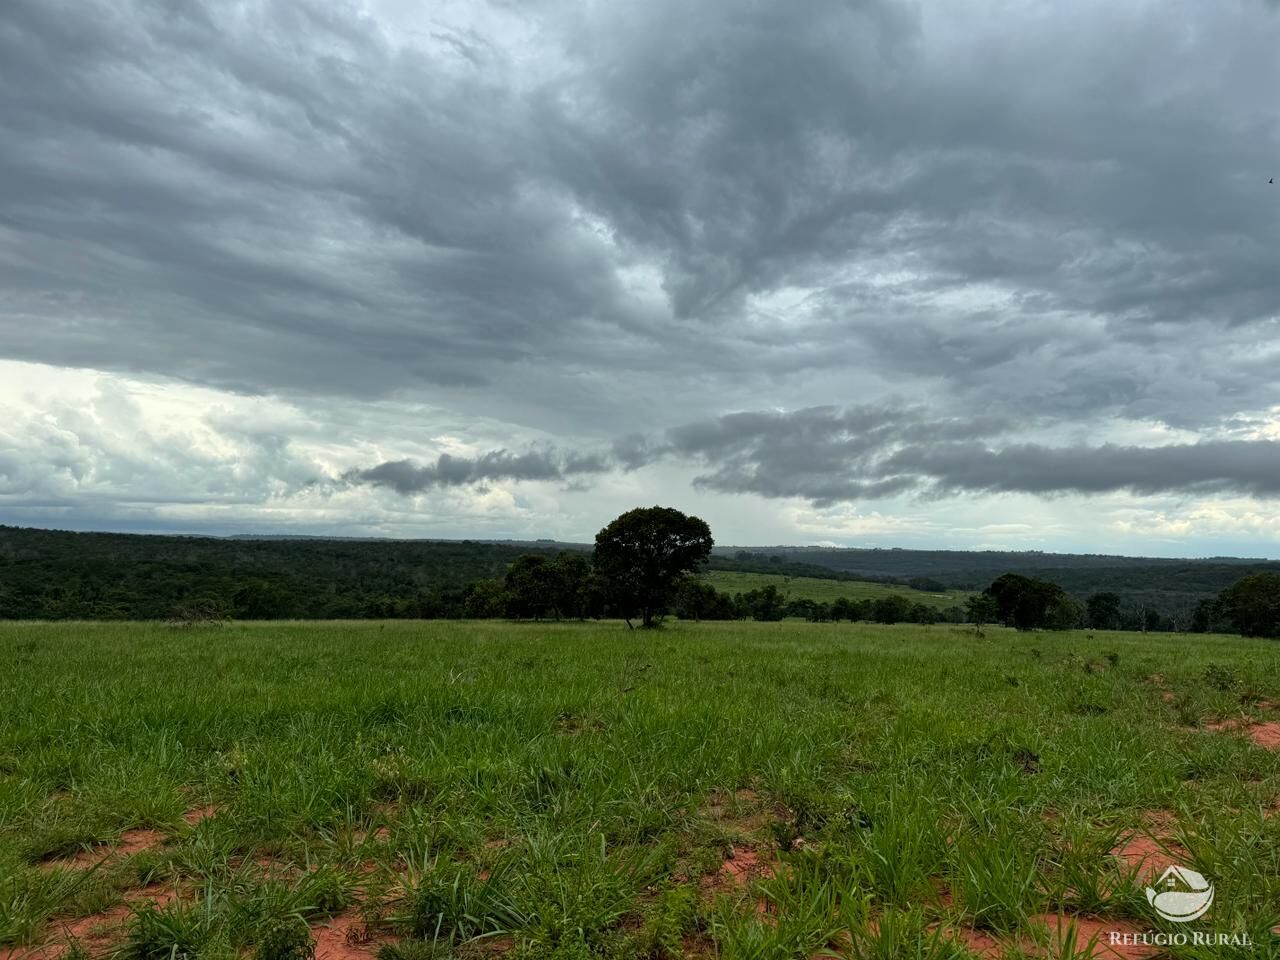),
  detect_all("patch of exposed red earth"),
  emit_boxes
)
[1245,722,1280,749]
[949,927,1002,959]
[702,846,777,916]
[1027,915,1157,960]
[1111,811,1186,882]
[181,805,218,826]
[706,845,776,891]
[1207,717,1280,749]
[311,910,393,960]
[1,886,181,960]
[40,828,166,872]
[719,847,763,884]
